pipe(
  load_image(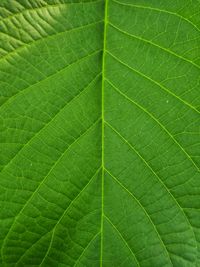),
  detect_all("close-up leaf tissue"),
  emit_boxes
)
[0,0,200,266]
